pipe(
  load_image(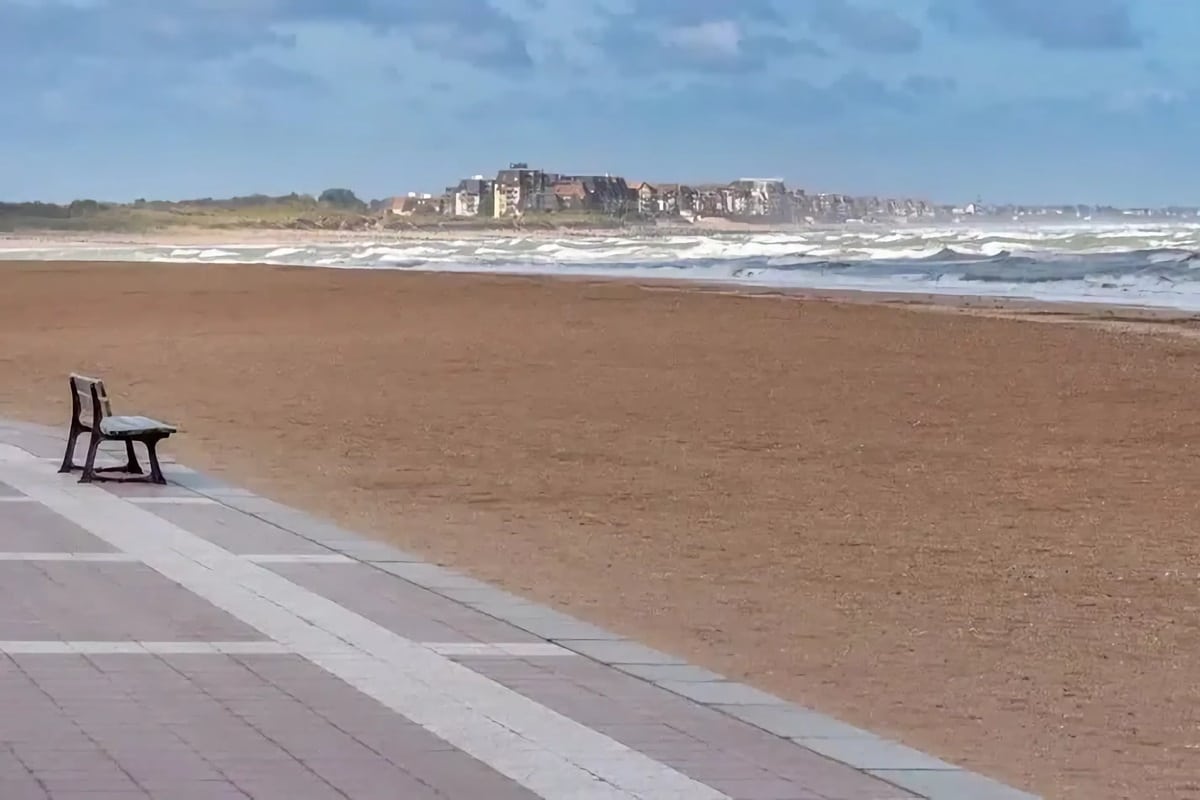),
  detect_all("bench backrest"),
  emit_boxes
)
[68,373,112,429]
